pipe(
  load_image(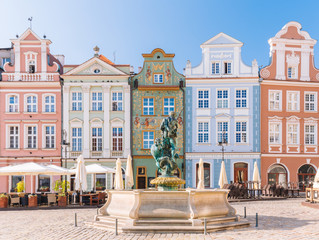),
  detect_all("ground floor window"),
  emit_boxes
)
[38,175,50,192]
[196,162,211,188]
[96,174,106,190]
[234,162,248,184]
[11,175,24,192]
[268,164,287,187]
[298,164,316,191]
